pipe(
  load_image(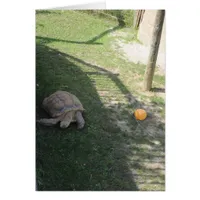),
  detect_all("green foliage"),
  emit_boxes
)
[120,10,134,27]
[79,10,134,27]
